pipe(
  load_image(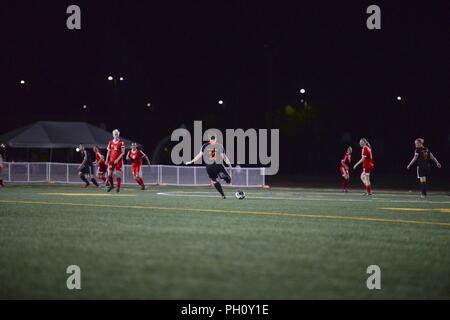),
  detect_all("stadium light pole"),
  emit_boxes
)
[19,79,30,91]
[107,75,125,110]
[107,75,125,87]
[300,88,306,94]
